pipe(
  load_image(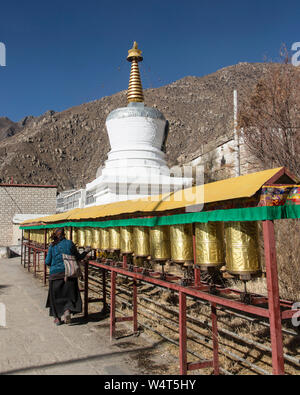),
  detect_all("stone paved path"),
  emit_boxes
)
[0,258,162,375]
